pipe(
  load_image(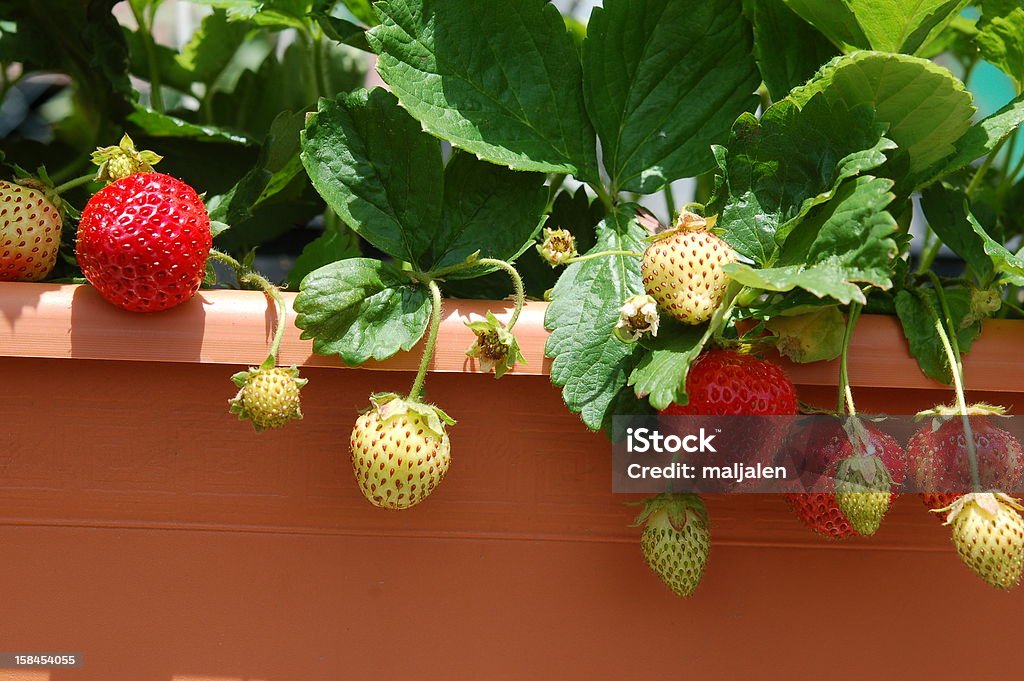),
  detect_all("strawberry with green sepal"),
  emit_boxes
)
[77,172,212,312]
[209,250,308,434]
[939,493,1024,590]
[229,365,307,432]
[634,493,711,598]
[0,179,63,282]
[349,279,458,510]
[834,446,896,536]
[351,393,454,510]
[91,134,163,184]
[641,211,737,325]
